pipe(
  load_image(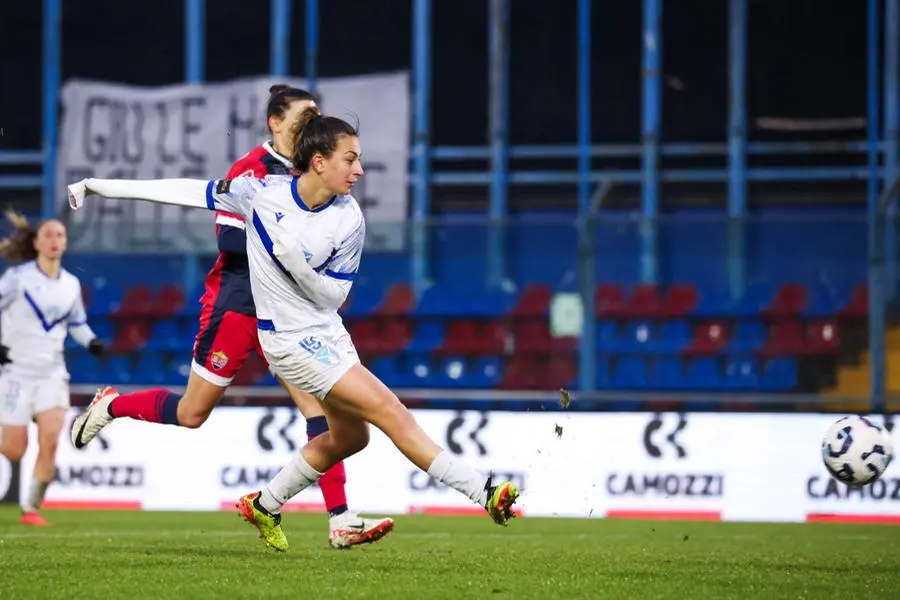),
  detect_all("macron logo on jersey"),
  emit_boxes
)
[275,211,285,223]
